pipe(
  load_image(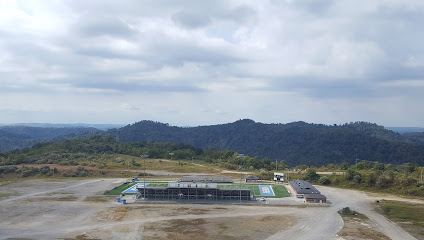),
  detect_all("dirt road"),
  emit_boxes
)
[318,186,417,240]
